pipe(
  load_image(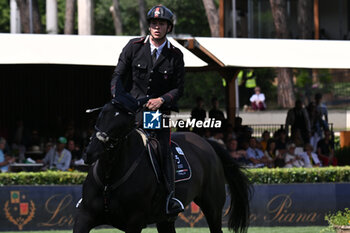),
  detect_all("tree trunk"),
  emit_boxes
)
[16,0,42,33]
[269,0,289,38]
[297,0,313,39]
[202,0,220,37]
[31,0,41,32]
[277,68,295,107]
[138,0,147,36]
[297,0,313,104]
[269,0,295,108]
[64,0,76,34]
[110,0,123,35]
